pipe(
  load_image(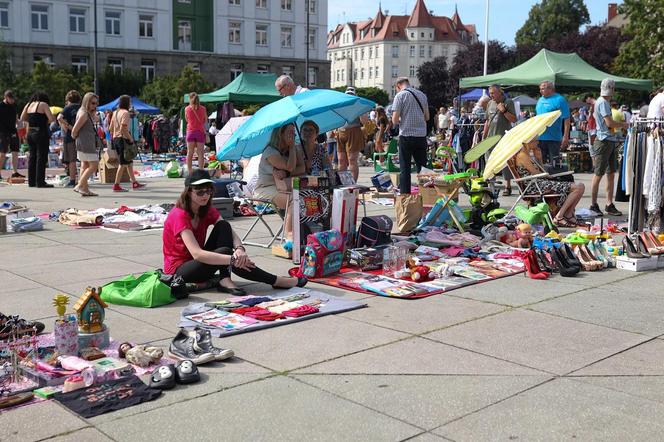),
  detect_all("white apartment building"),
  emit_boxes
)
[327,0,477,97]
[0,0,329,87]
